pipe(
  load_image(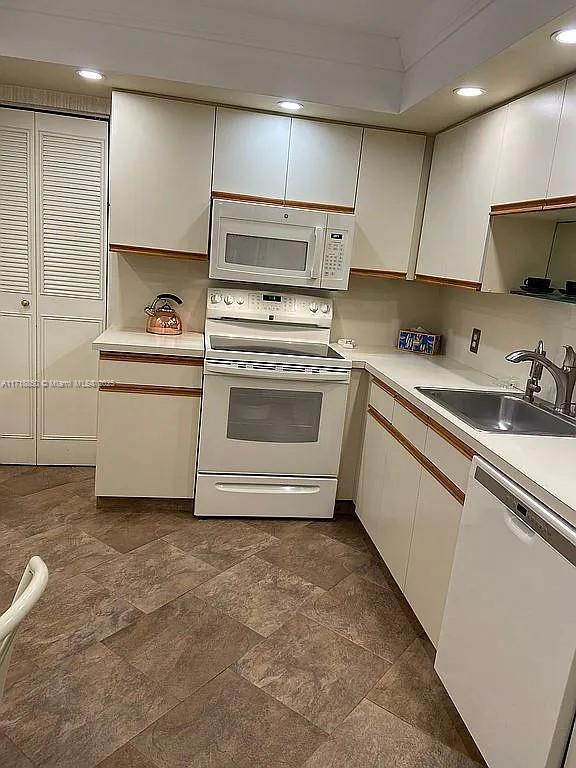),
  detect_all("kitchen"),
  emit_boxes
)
[1,2,576,767]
